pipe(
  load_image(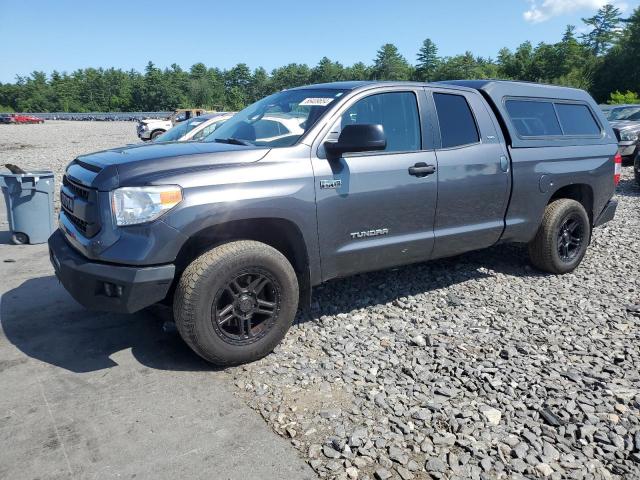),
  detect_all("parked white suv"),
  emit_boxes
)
[136,109,213,141]
[137,117,173,141]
